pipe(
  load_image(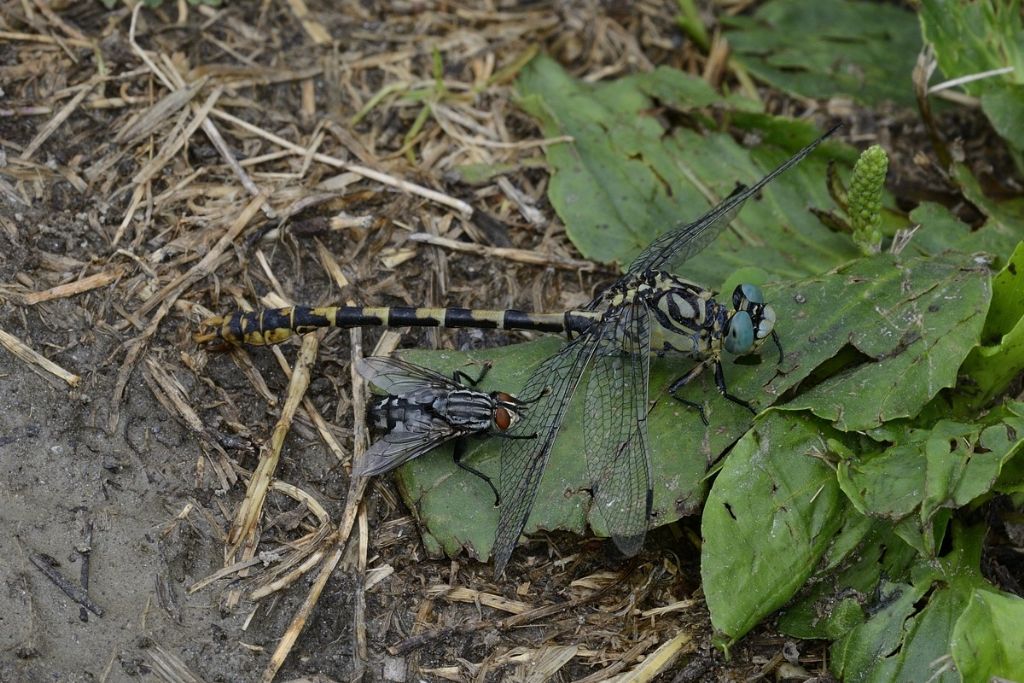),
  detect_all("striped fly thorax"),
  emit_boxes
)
[369,387,497,434]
